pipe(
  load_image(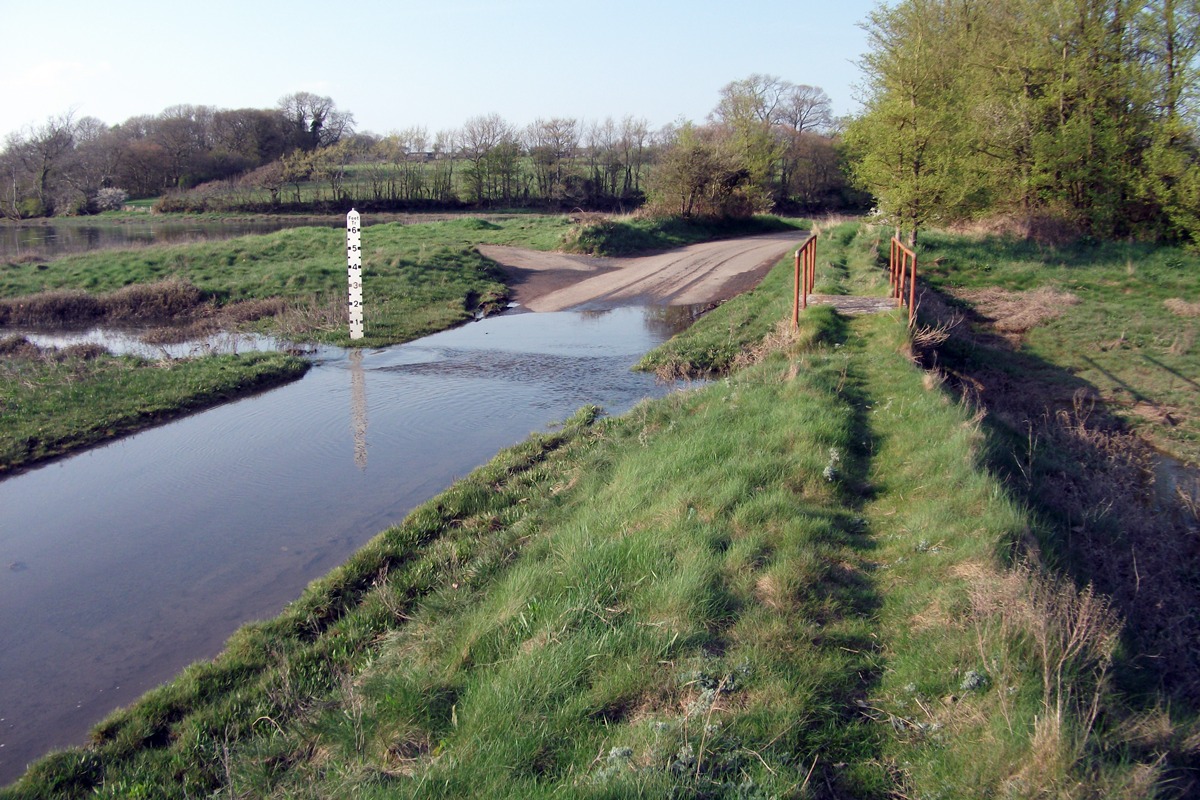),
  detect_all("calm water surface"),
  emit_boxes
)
[0,219,338,261]
[0,305,696,783]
